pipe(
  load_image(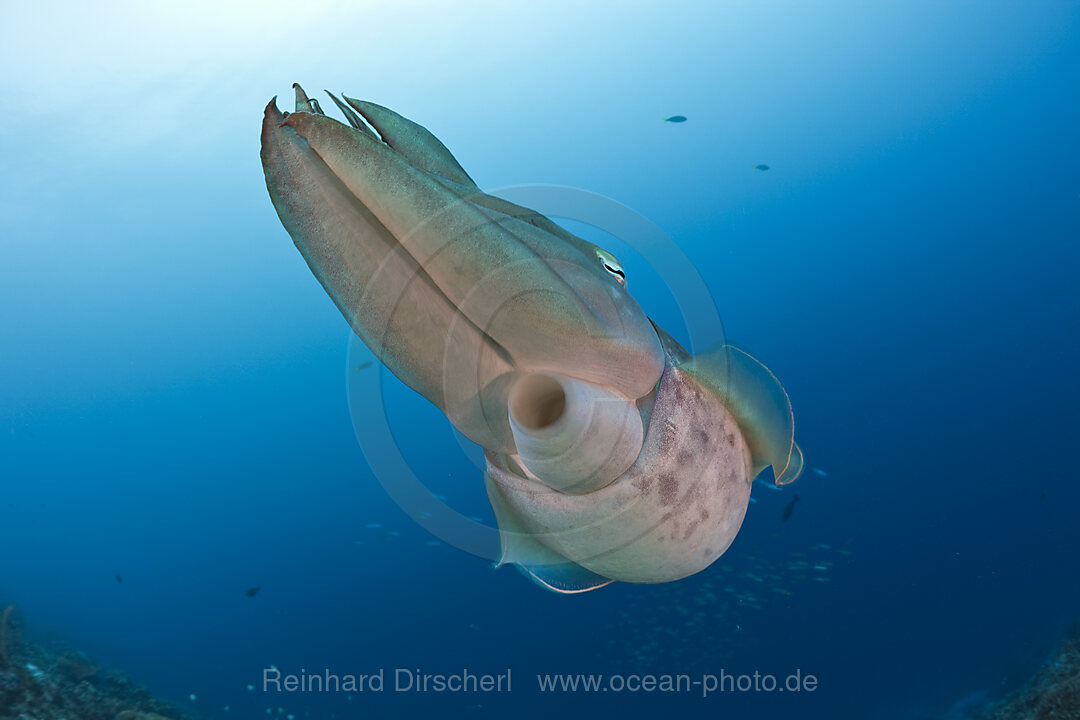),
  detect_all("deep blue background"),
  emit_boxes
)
[2,3,1078,718]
